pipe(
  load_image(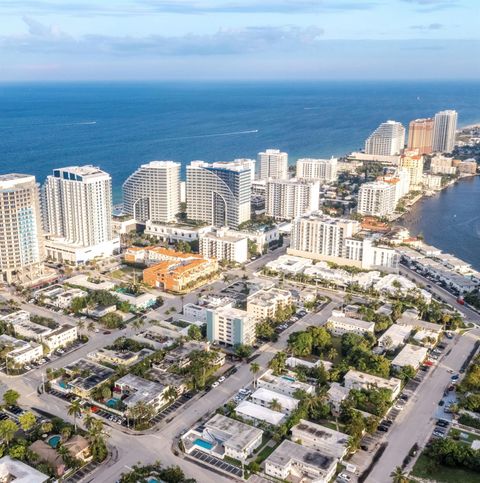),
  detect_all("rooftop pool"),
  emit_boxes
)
[194,438,214,451]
